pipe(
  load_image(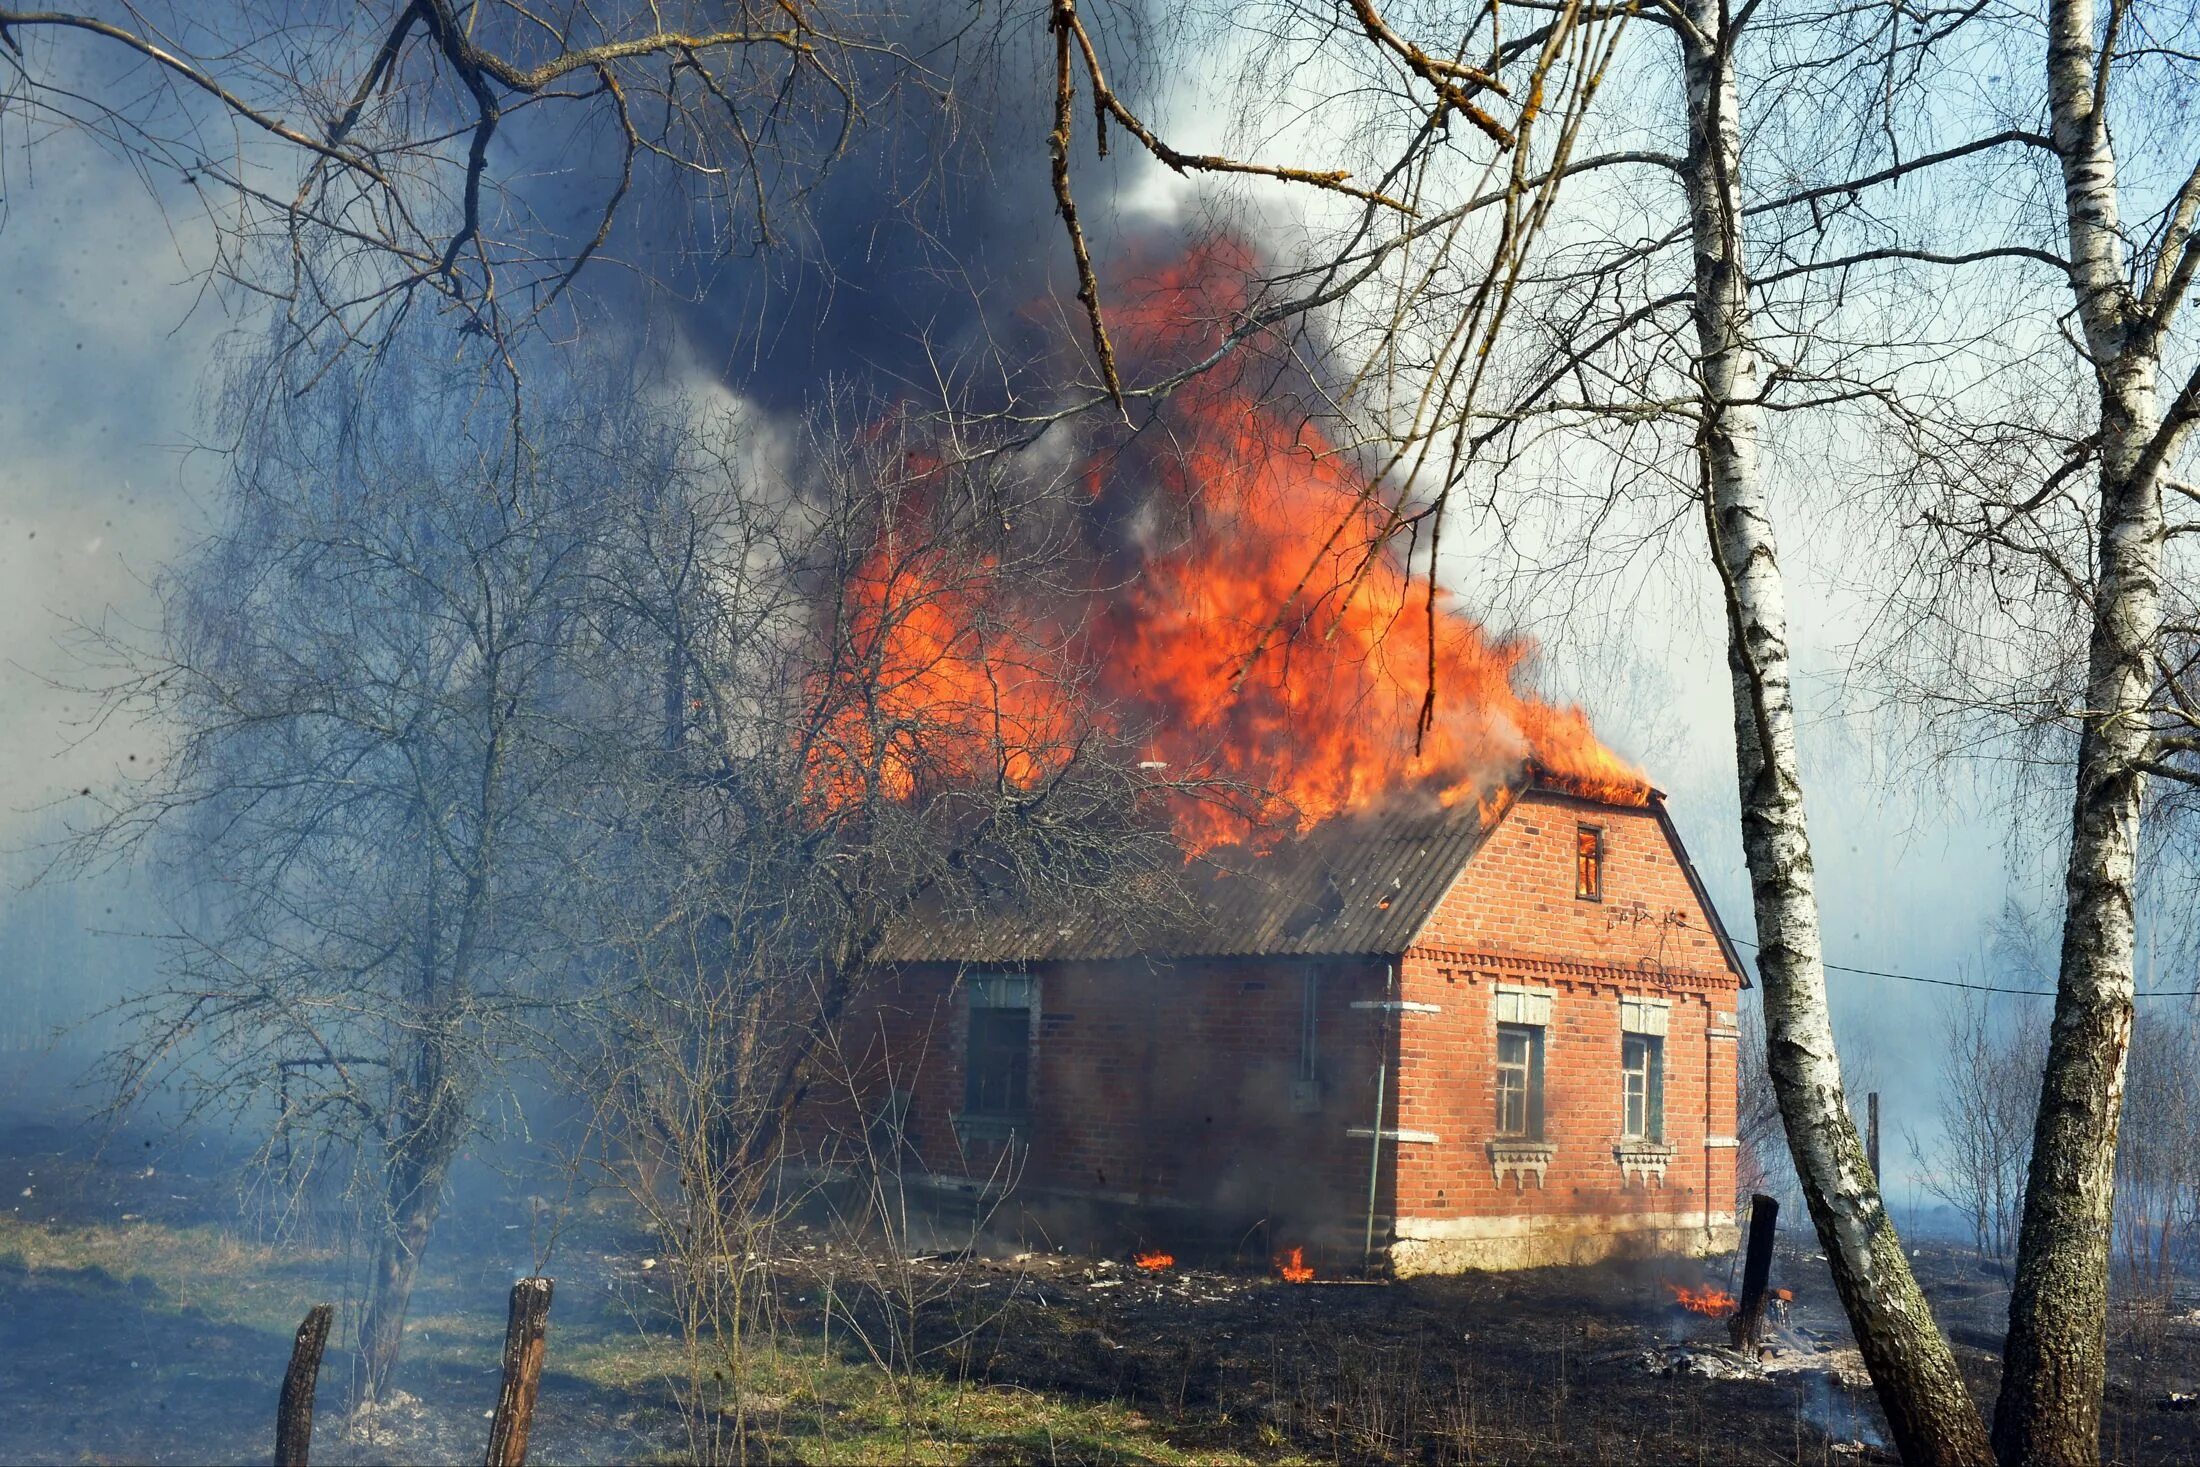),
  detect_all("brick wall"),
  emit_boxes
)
[817,953,1395,1260]
[1412,789,1732,977]
[1386,791,1742,1266]
[1387,957,1738,1218]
